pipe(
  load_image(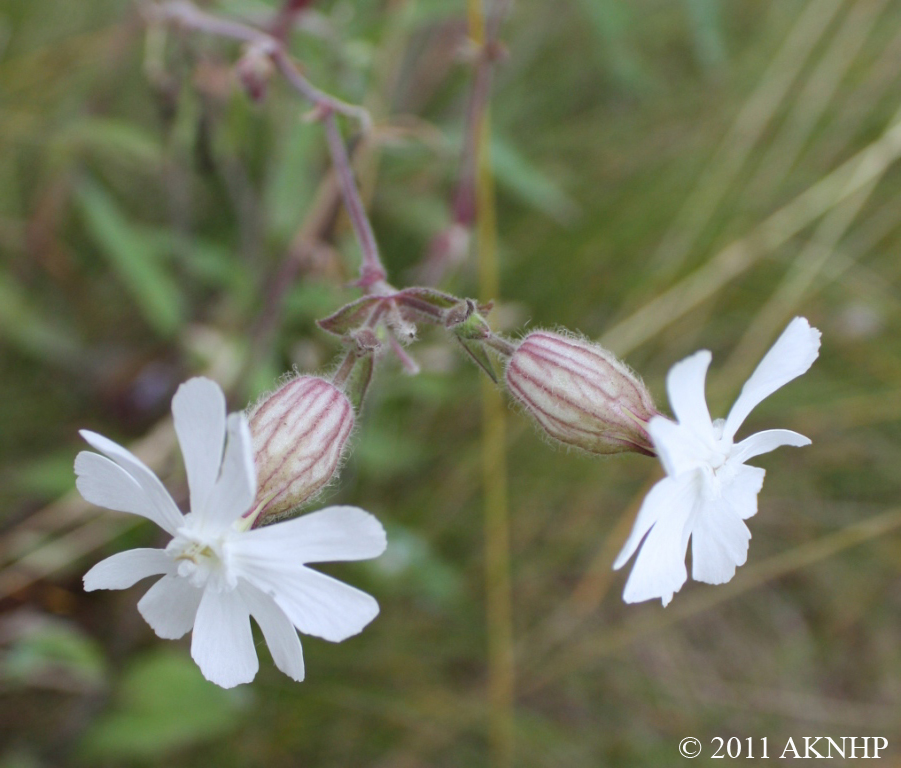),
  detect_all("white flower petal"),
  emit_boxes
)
[172,378,226,518]
[75,451,179,533]
[730,429,810,465]
[723,317,821,441]
[137,574,203,639]
[723,464,765,520]
[238,561,379,643]
[648,416,710,477]
[83,548,172,591]
[78,431,184,535]
[238,506,387,565]
[614,476,678,570]
[666,350,713,433]
[198,414,257,531]
[191,587,258,688]
[620,473,699,606]
[239,582,305,682]
[690,501,752,585]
